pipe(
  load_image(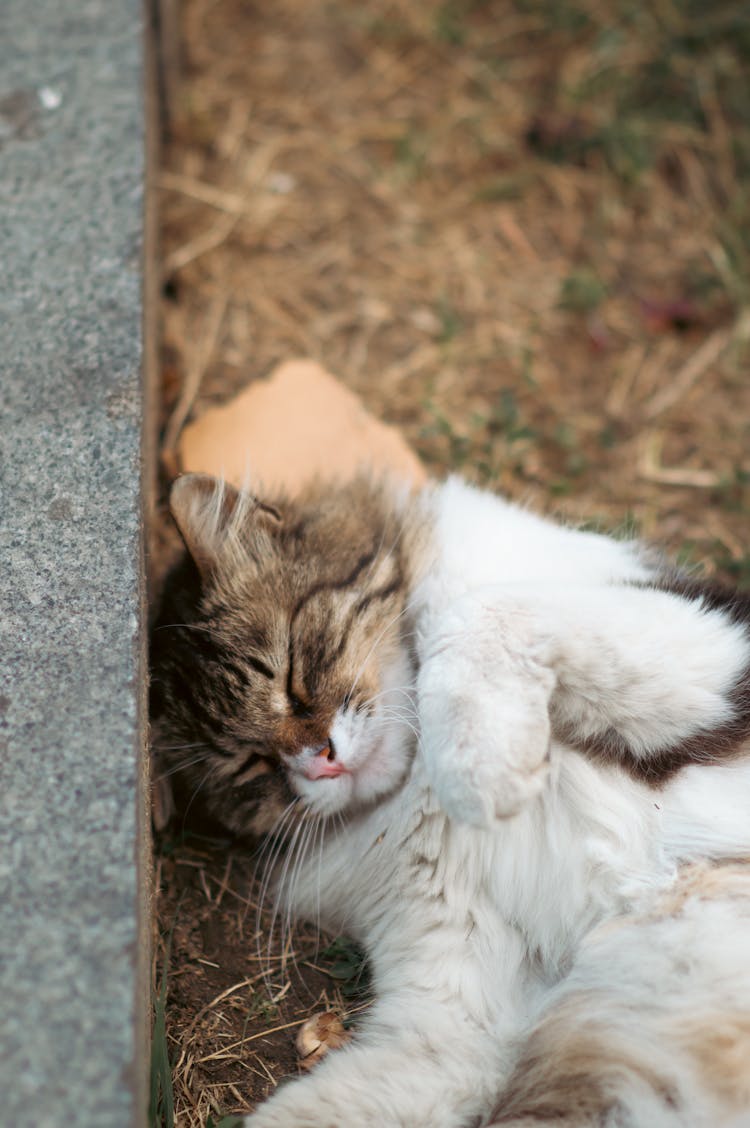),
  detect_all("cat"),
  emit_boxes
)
[150,471,750,1128]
